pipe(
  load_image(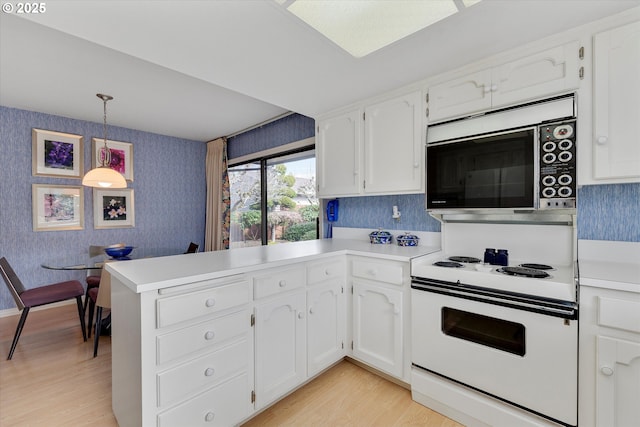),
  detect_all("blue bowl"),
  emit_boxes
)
[104,246,134,258]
